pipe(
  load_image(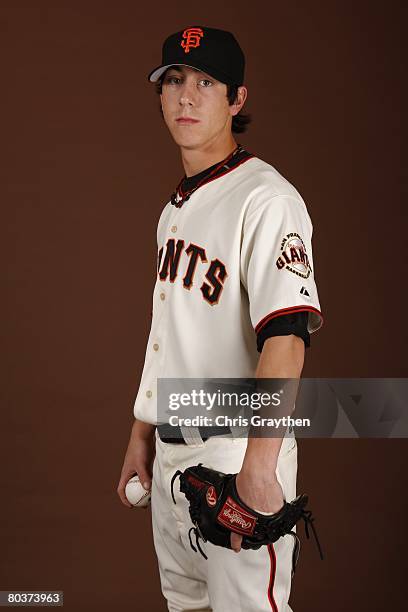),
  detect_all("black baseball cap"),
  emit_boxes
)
[147,26,245,86]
